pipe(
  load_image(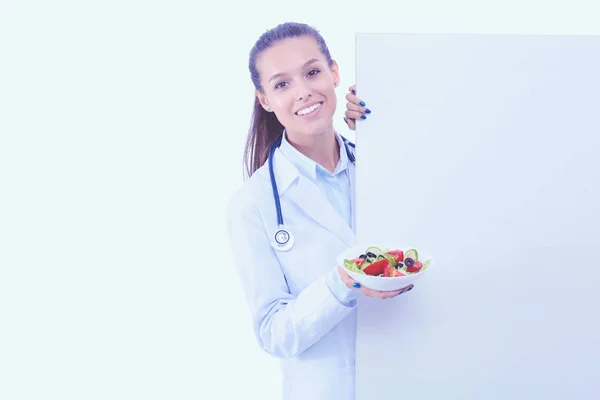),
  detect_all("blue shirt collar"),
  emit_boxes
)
[278,129,349,182]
